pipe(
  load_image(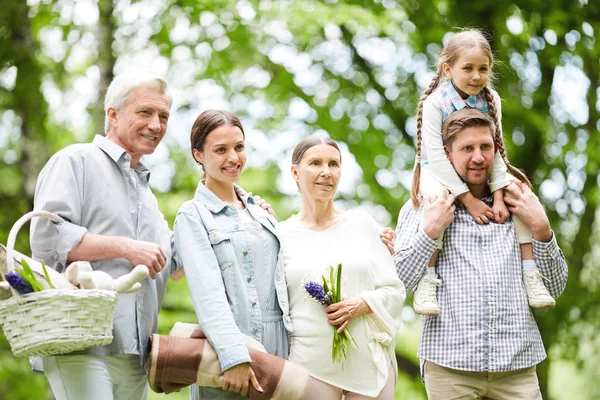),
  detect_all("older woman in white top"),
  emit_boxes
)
[277,136,406,399]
